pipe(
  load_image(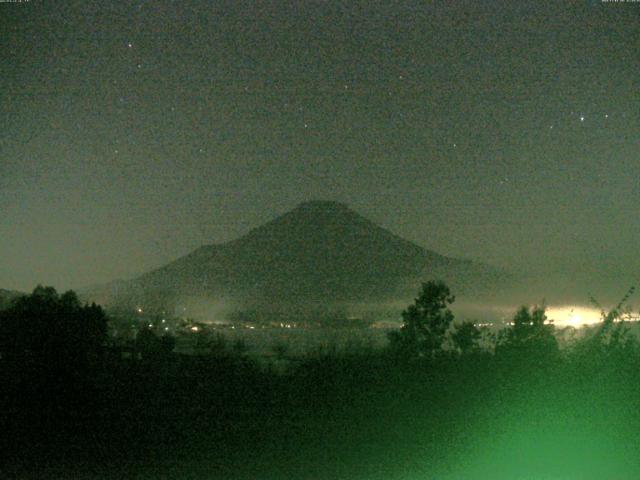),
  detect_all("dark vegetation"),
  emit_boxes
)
[2,283,640,479]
